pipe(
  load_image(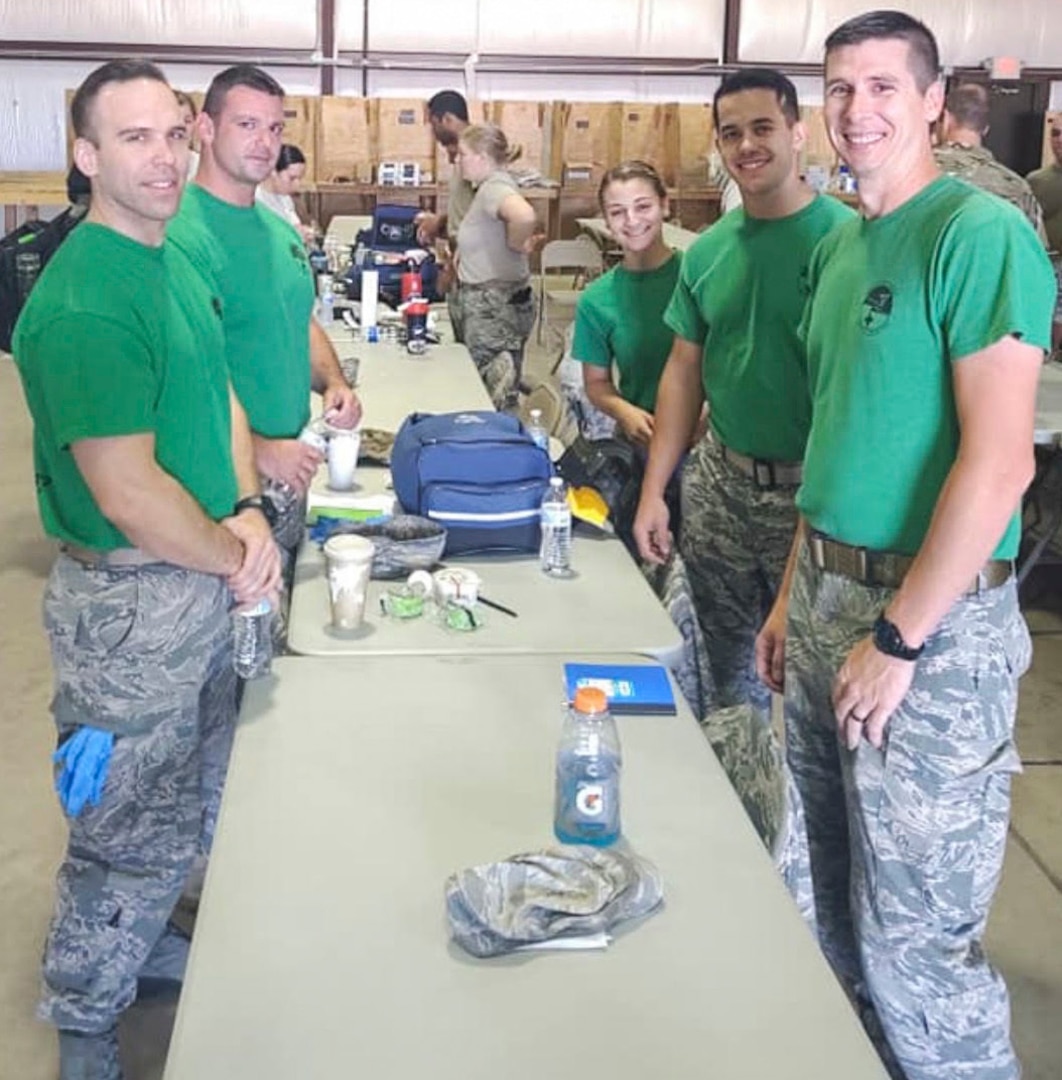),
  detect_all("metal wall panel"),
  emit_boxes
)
[479,0,724,60]
[0,59,319,170]
[739,0,1058,69]
[364,0,478,53]
[0,0,318,50]
[334,0,366,52]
